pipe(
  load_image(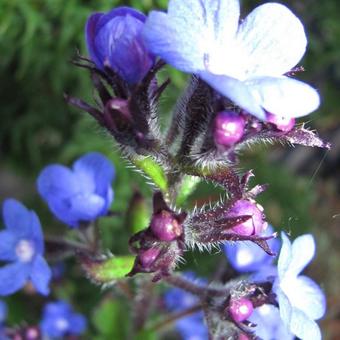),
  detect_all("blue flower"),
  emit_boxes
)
[86,7,155,84]
[164,272,208,340]
[0,300,7,339]
[248,304,293,340]
[0,199,51,296]
[273,232,326,340]
[37,152,115,228]
[40,300,87,338]
[223,225,280,272]
[143,0,319,120]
